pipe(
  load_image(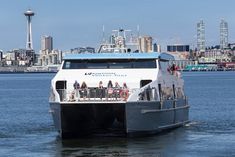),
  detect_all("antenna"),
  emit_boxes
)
[137,25,140,37]
[102,25,105,43]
